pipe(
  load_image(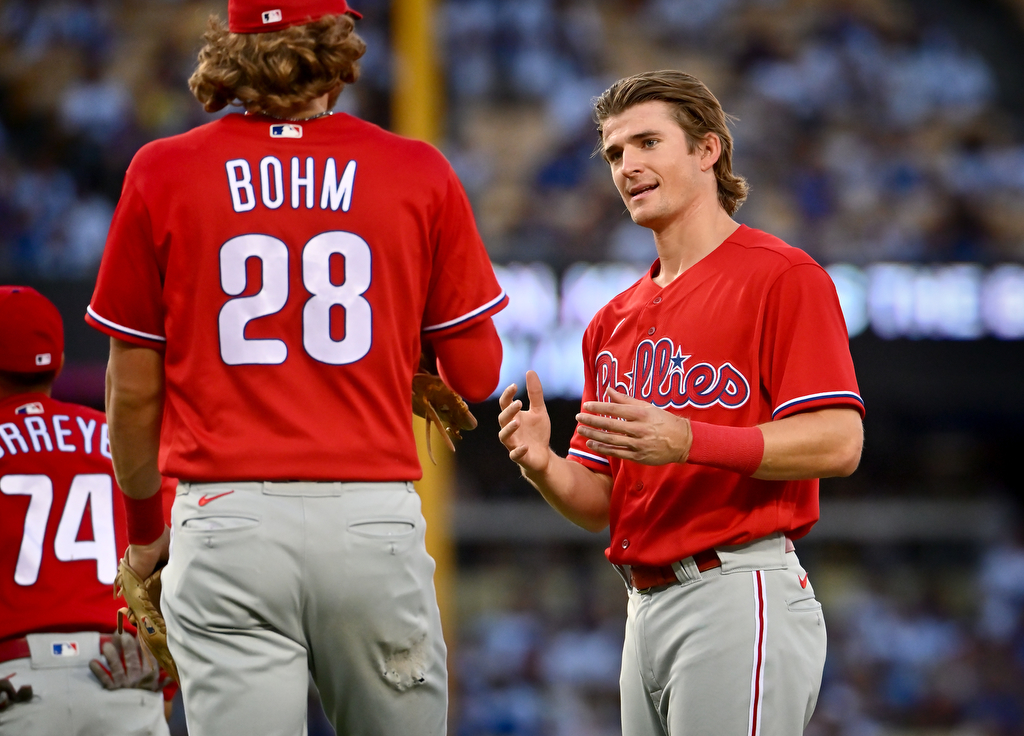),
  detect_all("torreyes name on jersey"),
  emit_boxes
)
[0,413,110,459]
[225,156,357,213]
